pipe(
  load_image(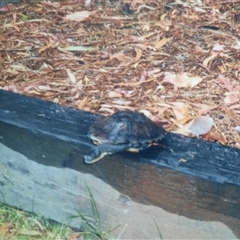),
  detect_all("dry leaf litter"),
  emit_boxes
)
[1,0,240,147]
